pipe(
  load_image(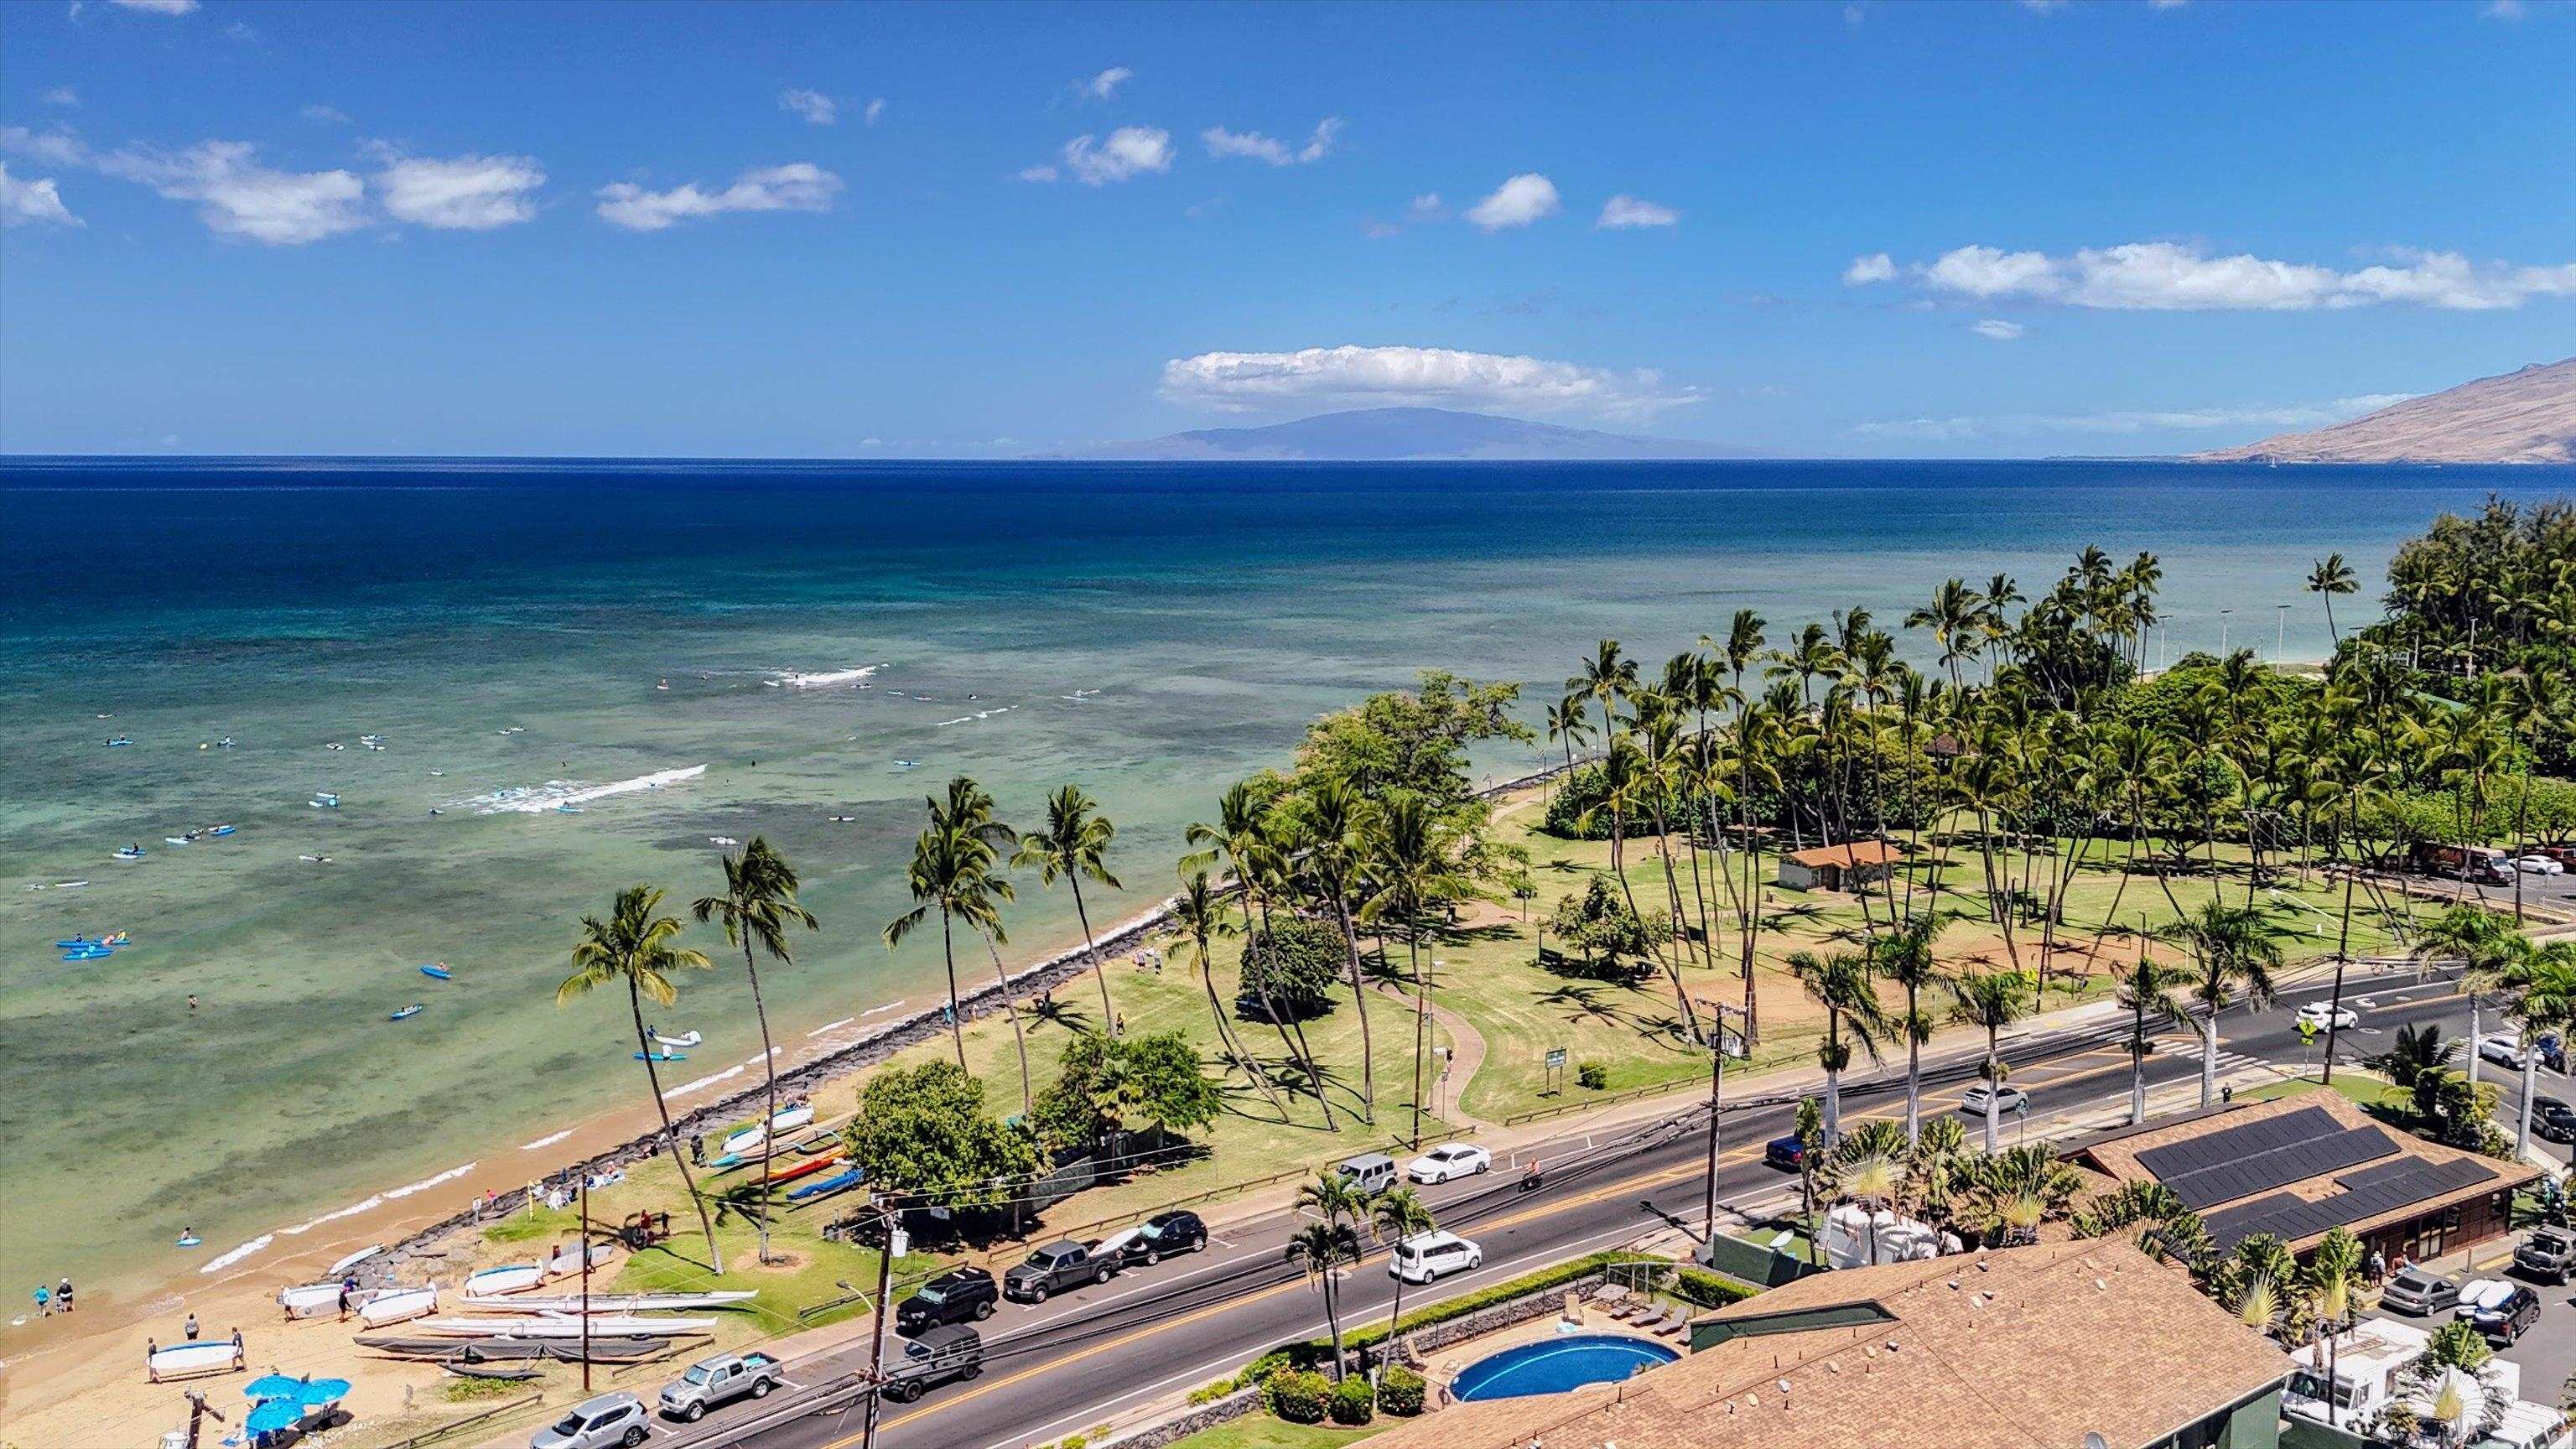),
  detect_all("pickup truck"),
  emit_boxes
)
[657,1349,785,1421]
[1001,1239,1116,1302]
[2512,1225,2575,1285]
